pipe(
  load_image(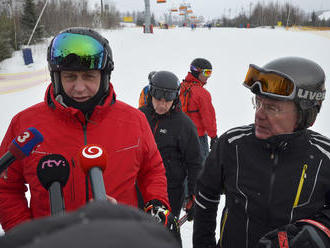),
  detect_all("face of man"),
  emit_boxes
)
[254,95,298,139]
[152,97,174,115]
[61,70,101,102]
[198,73,209,83]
